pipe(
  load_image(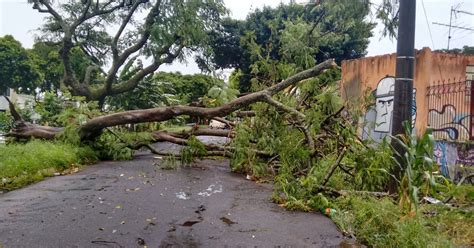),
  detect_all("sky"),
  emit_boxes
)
[0,0,473,75]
